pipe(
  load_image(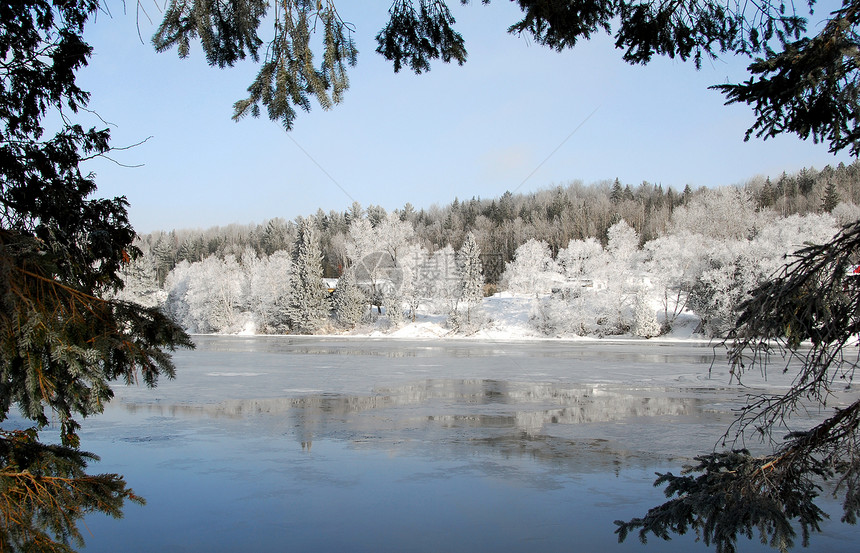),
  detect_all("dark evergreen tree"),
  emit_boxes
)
[822,180,840,213]
[153,235,176,286]
[623,184,635,201]
[1,2,192,550]
[610,178,624,204]
[155,0,860,153]
[682,184,693,205]
[759,176,776,208]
